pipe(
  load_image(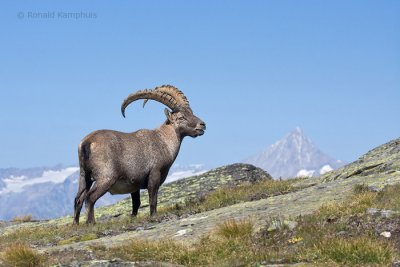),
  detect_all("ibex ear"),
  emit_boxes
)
[164,108,172,122]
